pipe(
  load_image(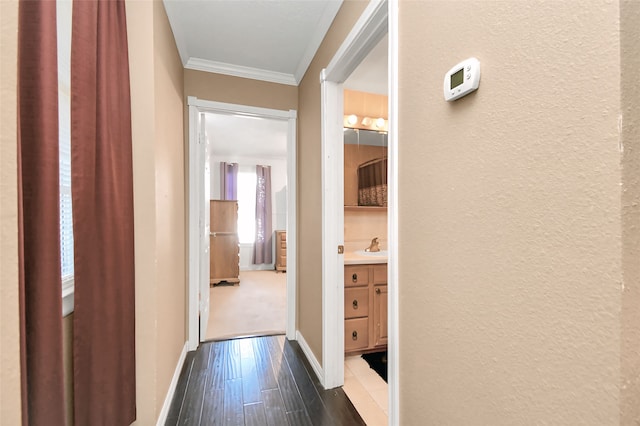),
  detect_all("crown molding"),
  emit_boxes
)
[185,57,298,86]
